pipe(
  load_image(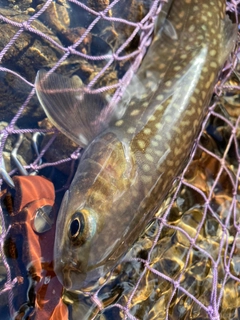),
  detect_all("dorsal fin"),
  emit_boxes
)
[35,70,111,147]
